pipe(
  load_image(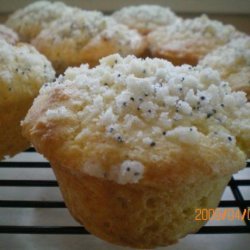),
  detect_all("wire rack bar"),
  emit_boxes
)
[0,162,50,168]
[24,148,36,152]
[0,226,89,234]
[229,177,250,226]
[0,225,249,234]
[197,226,250,234]
[0,200,65,208]
[0,180,58,187]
